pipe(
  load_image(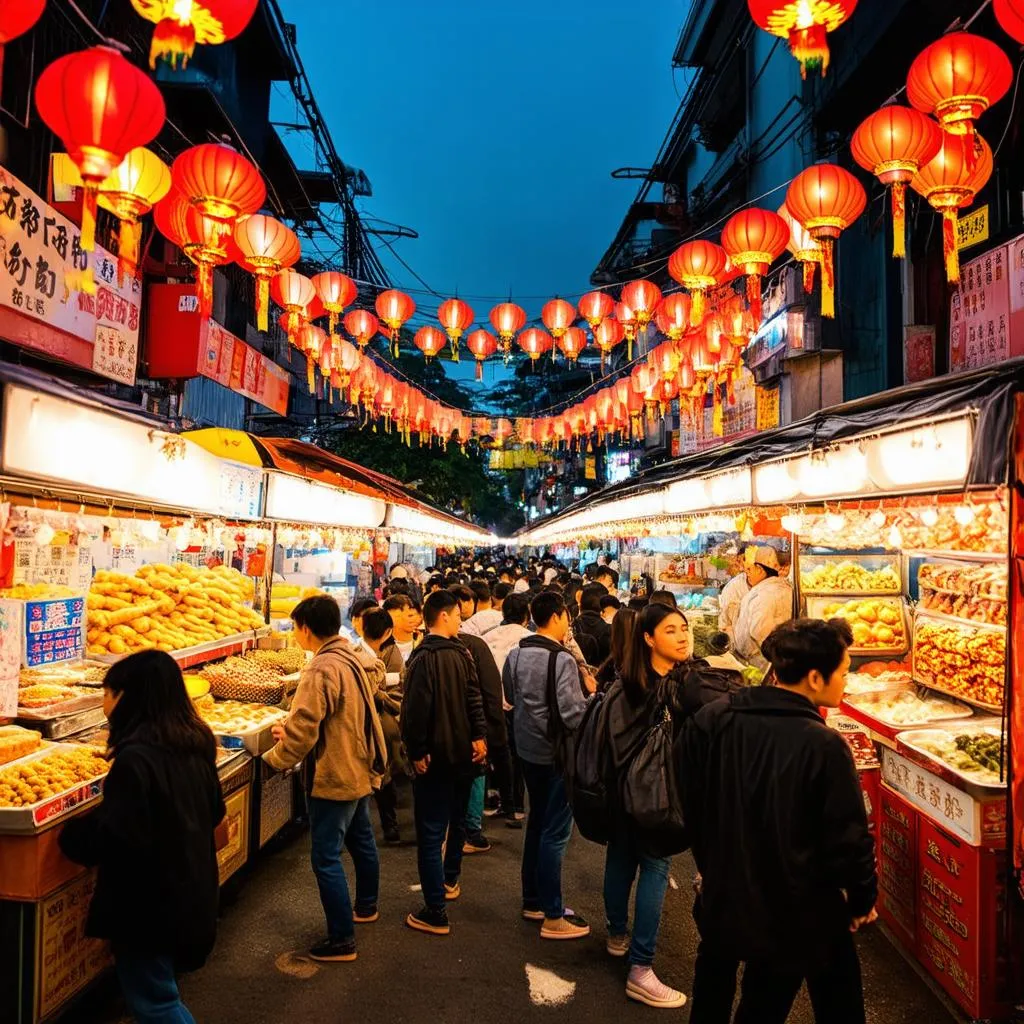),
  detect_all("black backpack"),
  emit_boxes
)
[567,690,611,844]
[543,649,577,775]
